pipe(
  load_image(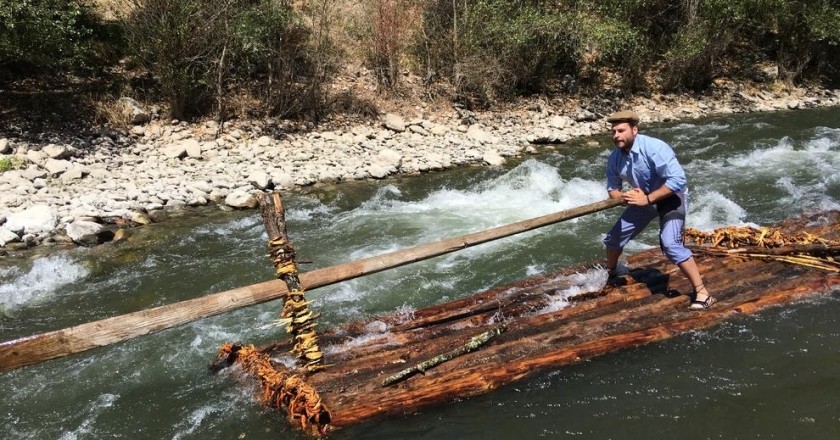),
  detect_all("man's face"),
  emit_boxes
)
[611,122,638,151]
